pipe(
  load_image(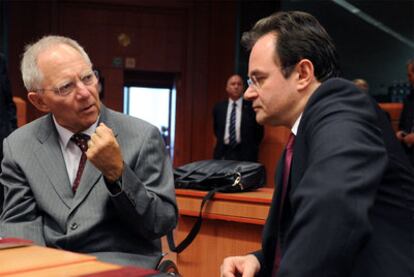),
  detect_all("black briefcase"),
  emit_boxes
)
[167,160,266,253]
[173,159,266,192]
